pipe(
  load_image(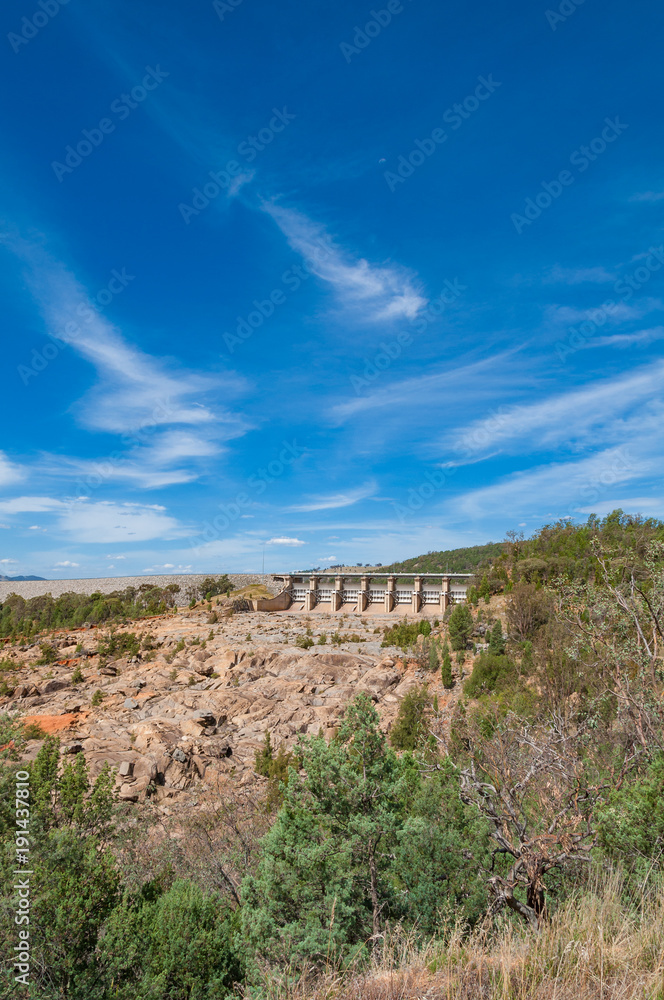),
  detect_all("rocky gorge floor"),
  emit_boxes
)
[0,606,466,816]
